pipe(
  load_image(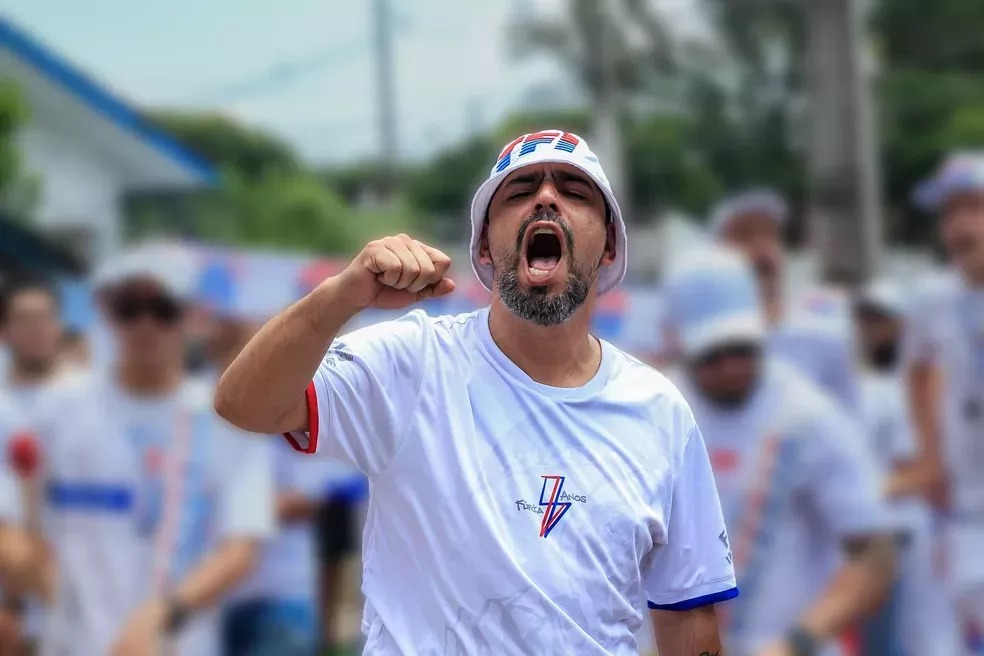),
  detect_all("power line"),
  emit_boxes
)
[191,38,371,103]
